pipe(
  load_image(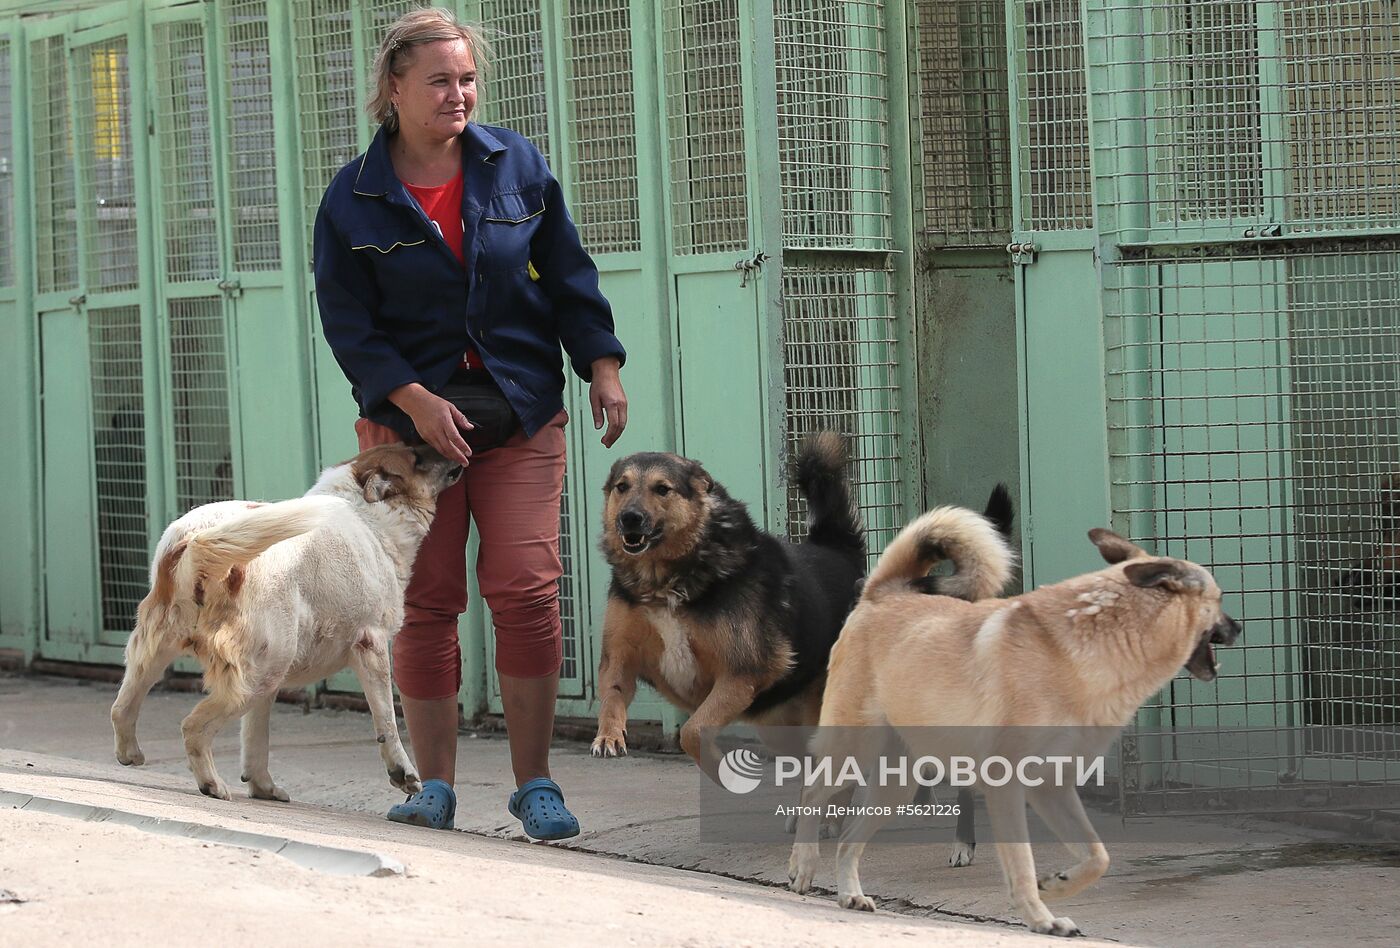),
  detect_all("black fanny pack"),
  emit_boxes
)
[418,368,520,454]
